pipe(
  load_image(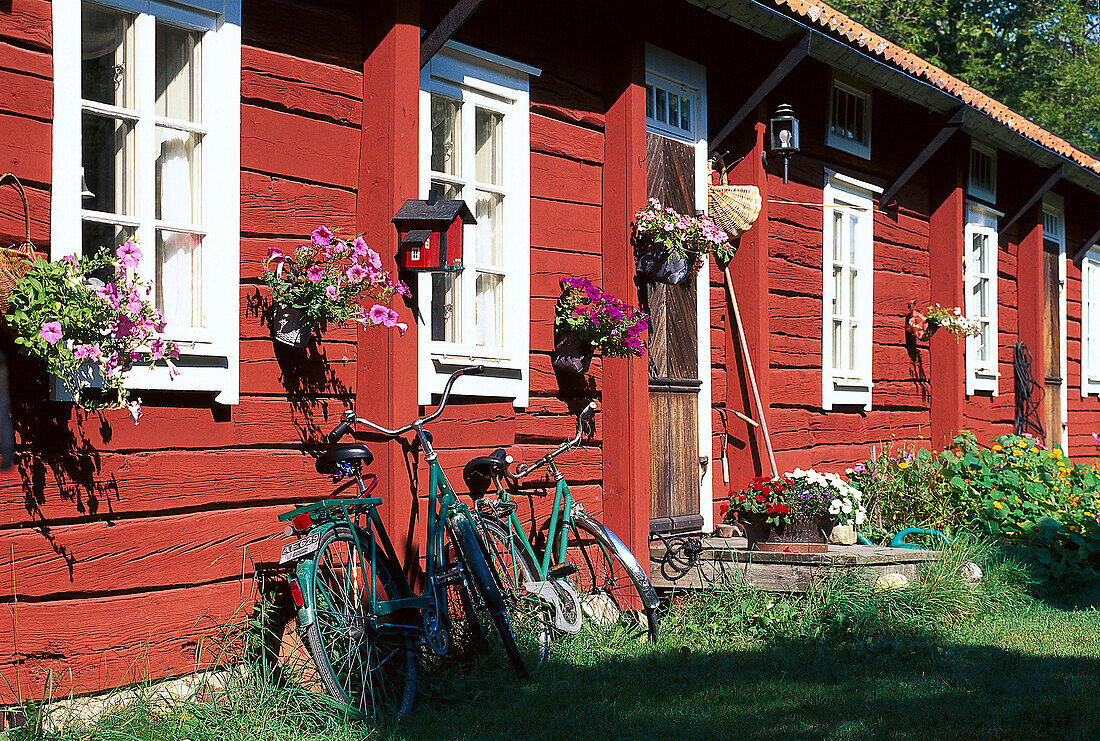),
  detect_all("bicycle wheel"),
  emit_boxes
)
[559,516,660,642]
[448,514,529,678]
[474,514,554,669]
[303,524,418,719]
